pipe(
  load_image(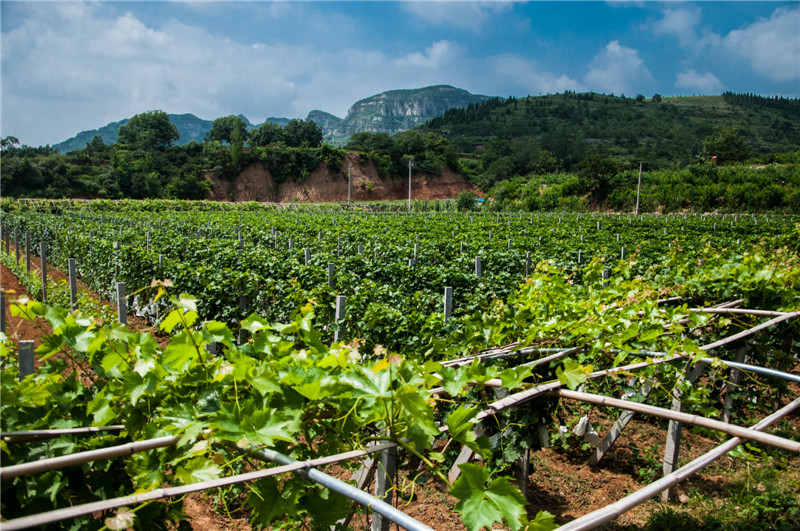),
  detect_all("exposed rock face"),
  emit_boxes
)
[324,85,490,142]
[205,153,479,203]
